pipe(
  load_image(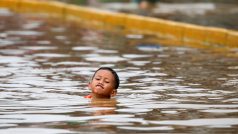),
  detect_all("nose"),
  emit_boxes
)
[99,79,104,84]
